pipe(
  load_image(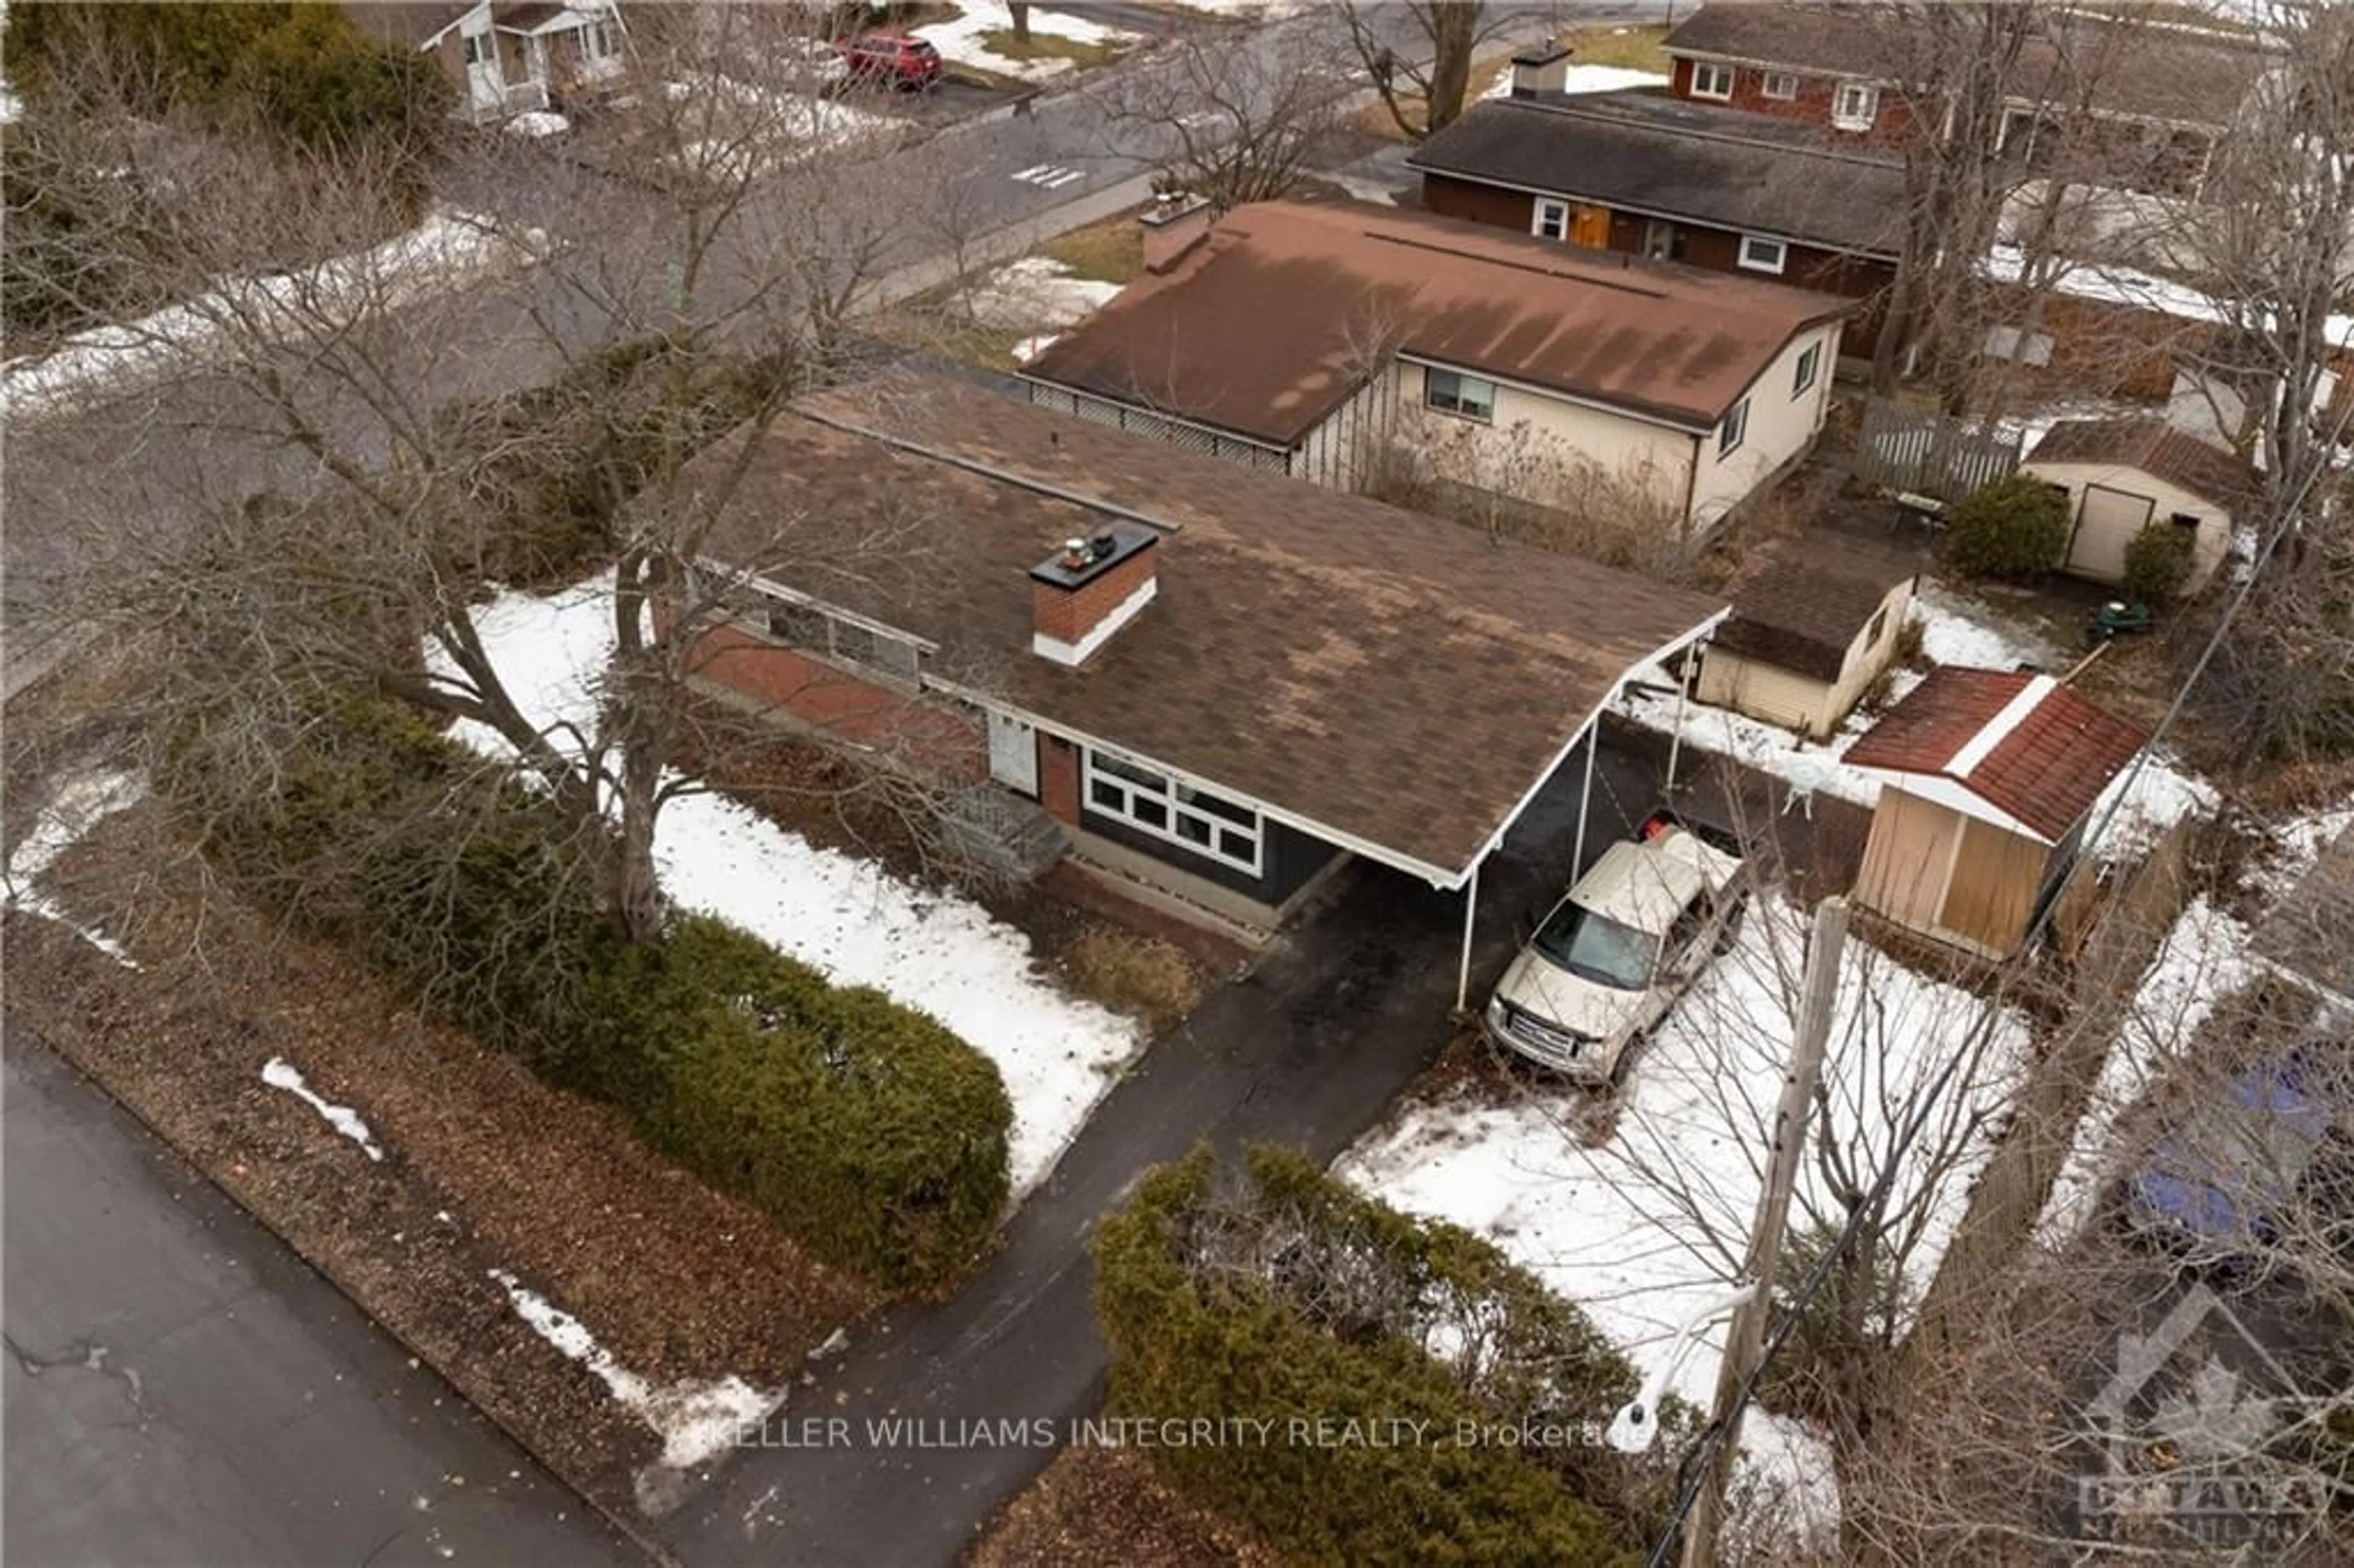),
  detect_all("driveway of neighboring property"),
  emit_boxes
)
[655,723,1697,1566]
[2,1031,644,1568]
